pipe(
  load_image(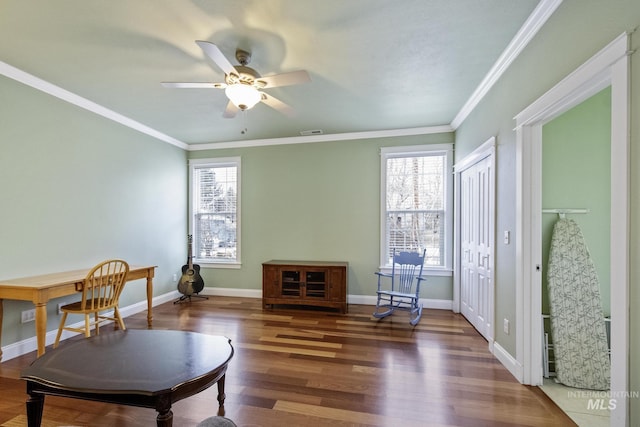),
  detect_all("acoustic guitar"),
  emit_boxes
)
[178,234,204,296]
